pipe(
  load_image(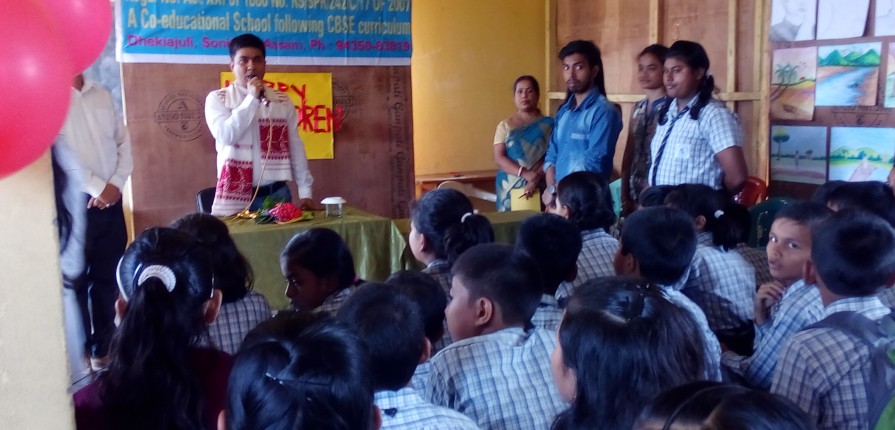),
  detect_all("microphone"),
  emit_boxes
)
[249,75,270,106]
[258,87,270,107]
